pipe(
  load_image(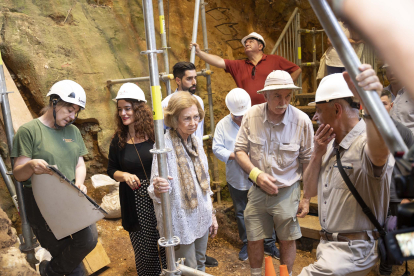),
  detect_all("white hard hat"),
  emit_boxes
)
[225,88,252,116]
[241,32,266,49]
[257,70,300,94]
[47,80,86,109]
[113,83,147,103]
[309,73,354,106]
